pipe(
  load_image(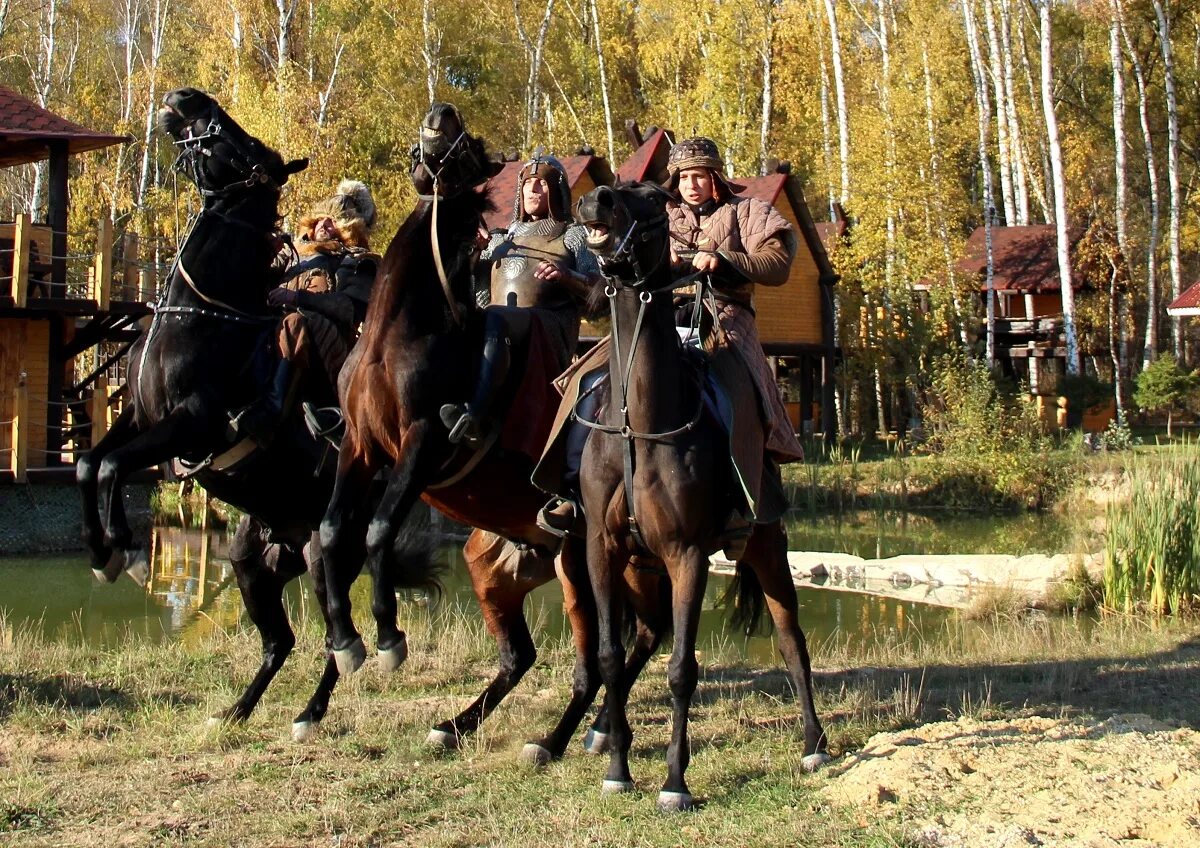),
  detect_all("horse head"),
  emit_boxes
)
[410,102,503,199]
[158,88,309,199]
[575,182,673,290]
